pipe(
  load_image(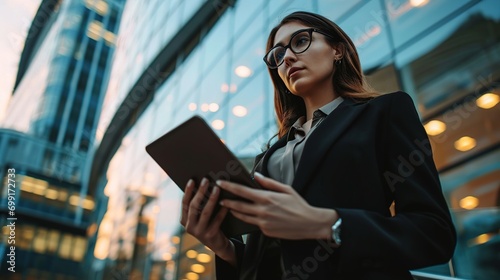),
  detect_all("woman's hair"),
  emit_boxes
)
[266,11,379,138]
